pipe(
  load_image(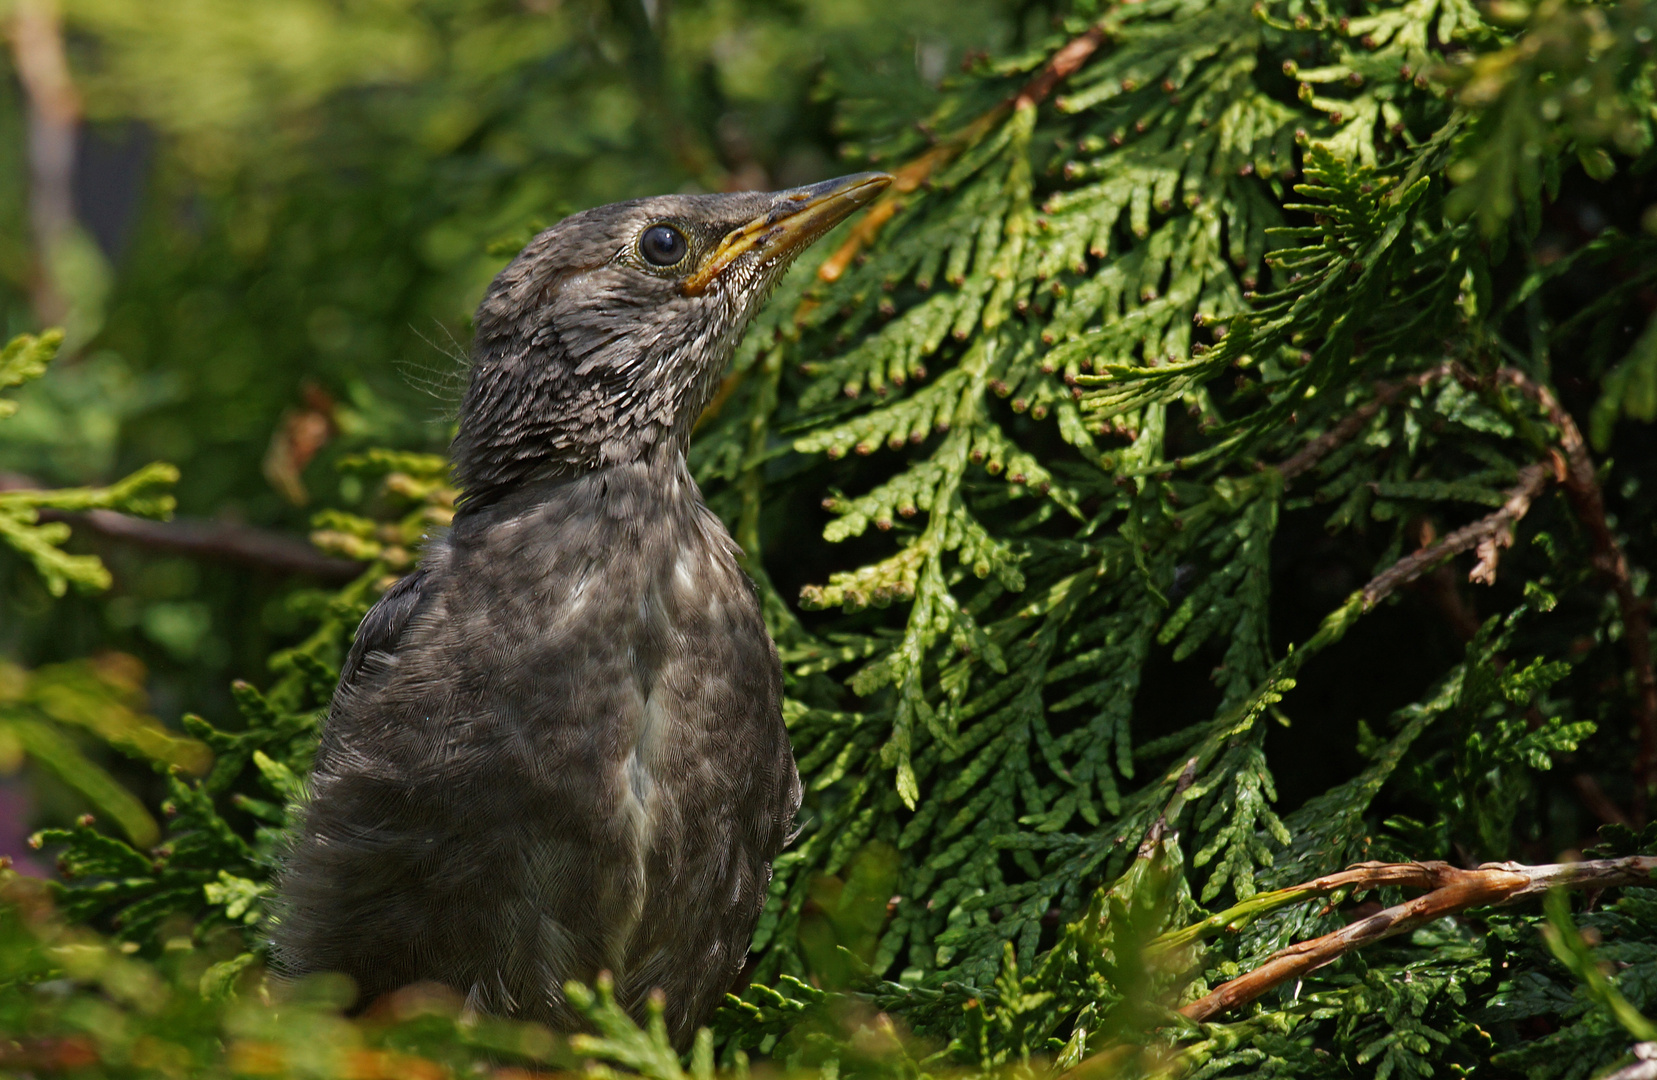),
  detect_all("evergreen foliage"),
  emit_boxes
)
[7,0,1657,1077]
[0,330,201,848]
[0,332,176,597]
